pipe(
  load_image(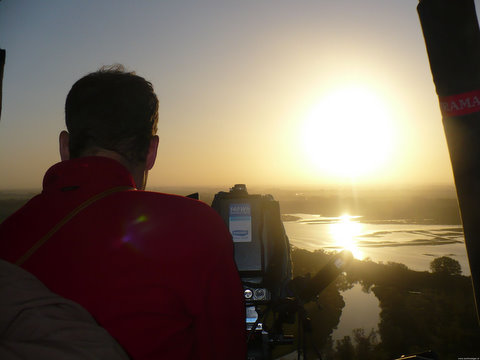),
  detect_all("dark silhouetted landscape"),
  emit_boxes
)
[276,248,480,359]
